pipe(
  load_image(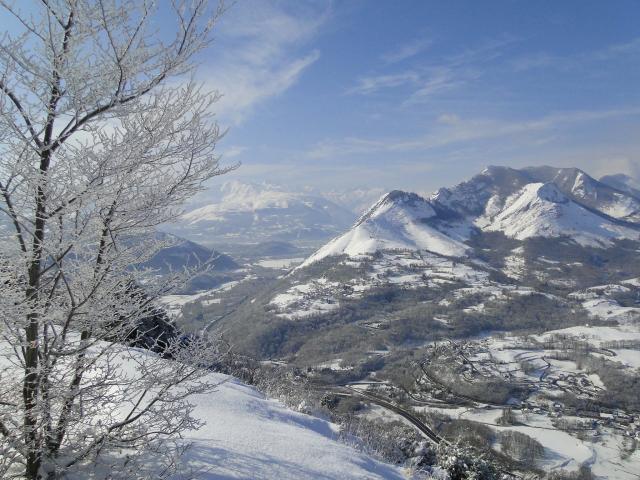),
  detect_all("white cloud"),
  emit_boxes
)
[202,1,329,124]
[437,113,461,125]
[210,51,320,123]
[306,108,640,159]
[512,36,640,72]
[348,71,420,95]
[583,156,640,180]
[349,36,515,101]
[221,145,248,158]
[381,37,433,63]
